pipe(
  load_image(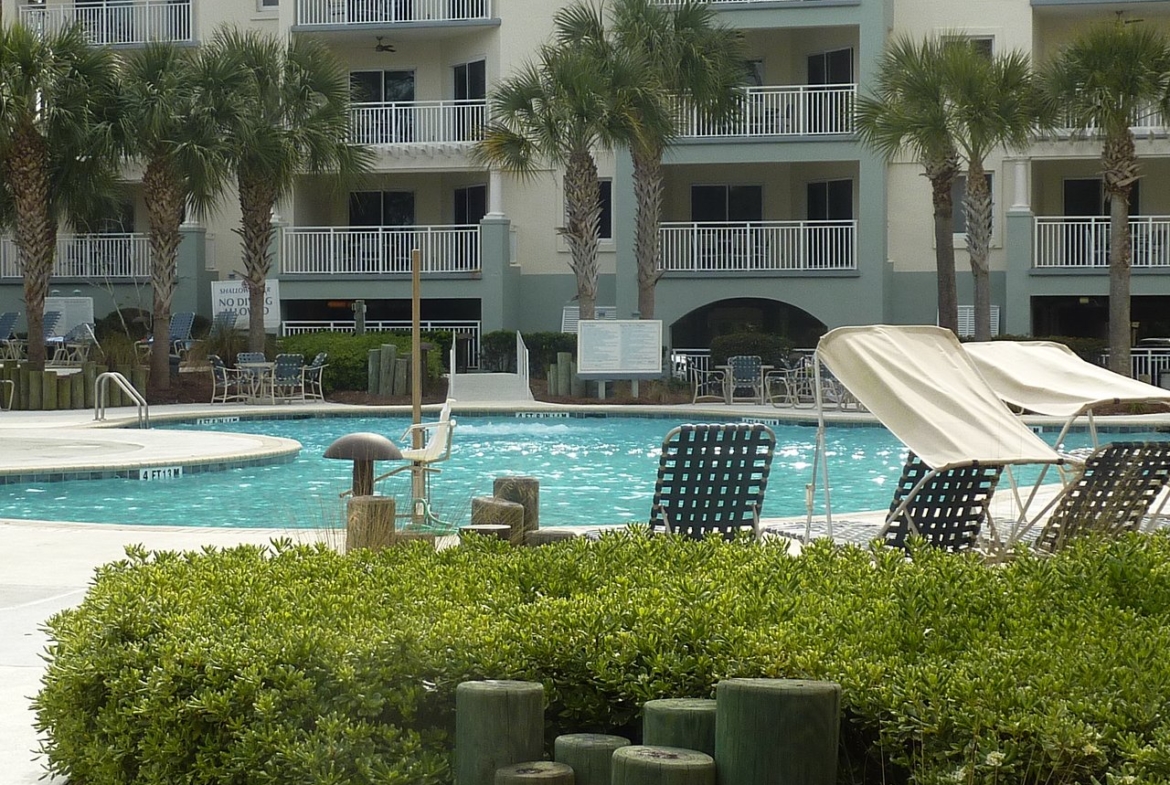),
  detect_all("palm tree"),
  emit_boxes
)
[1042,22,1170,376]
[856,36,962,333]
[601,0,744,320]
[942,41,1041,341]
[0,22,121,371]
[475,1,647,321]
[118,42,240,394]
[208,28,370,352]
